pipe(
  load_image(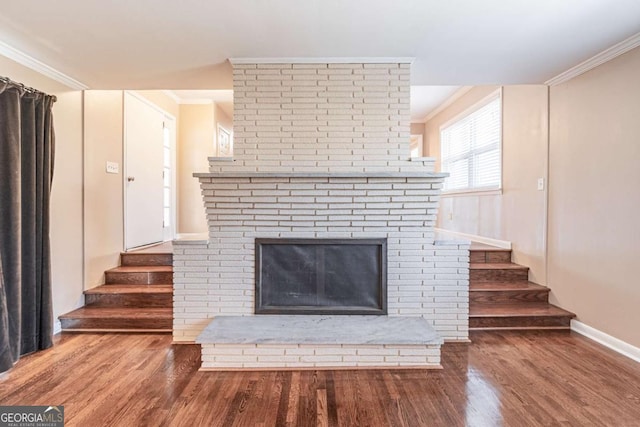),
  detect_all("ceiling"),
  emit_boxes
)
[169,90,234,118]
[410,86,461,121]
[1,0,639,90]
